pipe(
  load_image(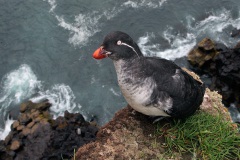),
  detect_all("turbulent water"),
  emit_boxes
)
[1,0,240,139]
